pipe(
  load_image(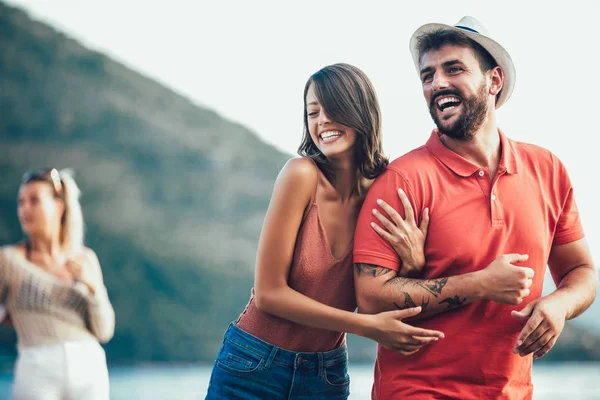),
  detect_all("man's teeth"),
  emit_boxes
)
[437,97,460,107]
[321,131,342,140]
